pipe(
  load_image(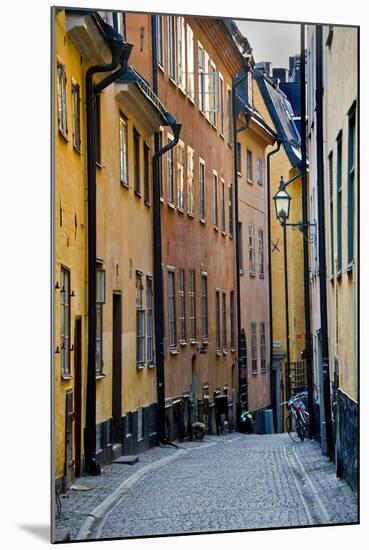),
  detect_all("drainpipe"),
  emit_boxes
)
[266,140,281,427]
[151,14,183,443]
[300,24,315,433]
[232,71,250,426]
[315,24,333,456]
[152,120,182,443]
[85,31,132,475]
